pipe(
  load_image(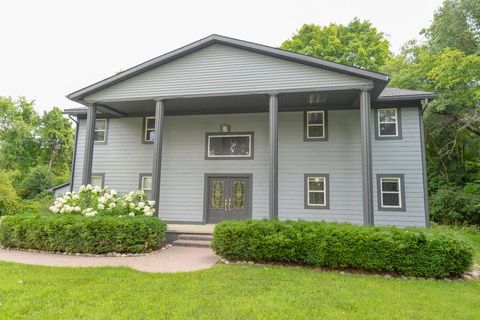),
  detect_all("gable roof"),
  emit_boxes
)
[67,34,390,102]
